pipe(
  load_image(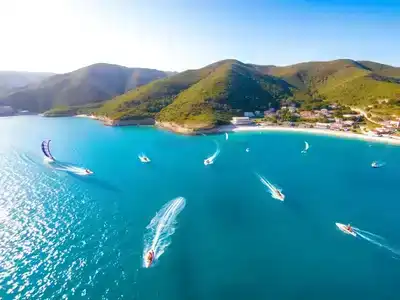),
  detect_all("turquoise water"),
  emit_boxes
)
[1,116,400,300]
